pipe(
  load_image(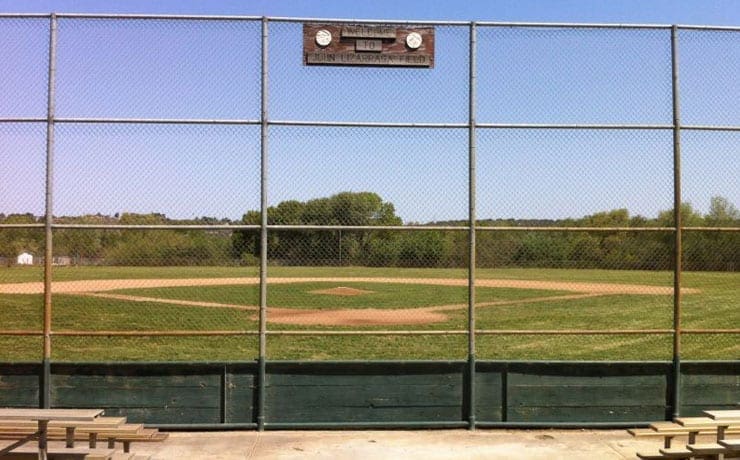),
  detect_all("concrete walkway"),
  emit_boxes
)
[132,429,656,459]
